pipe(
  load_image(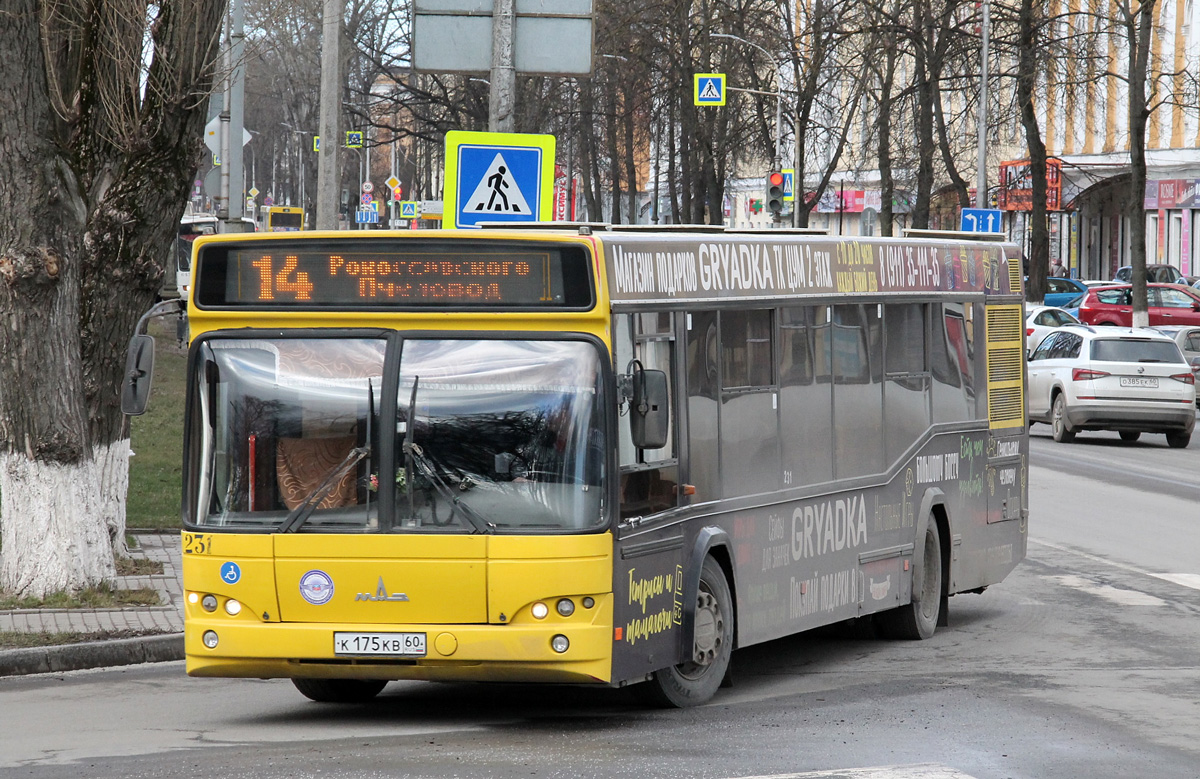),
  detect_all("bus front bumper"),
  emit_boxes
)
[184,620,614,684]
